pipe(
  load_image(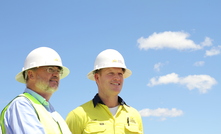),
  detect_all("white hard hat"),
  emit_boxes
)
[87,49,132,81]
[15,47,70,83]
